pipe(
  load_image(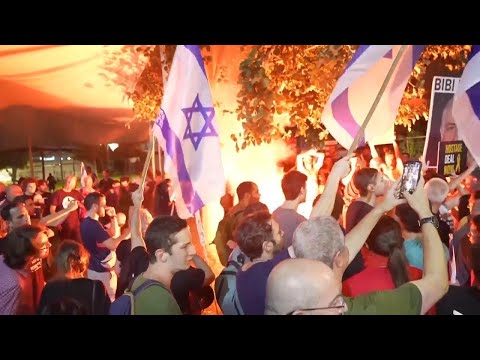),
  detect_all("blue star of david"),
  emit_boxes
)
[182,94,217,150]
